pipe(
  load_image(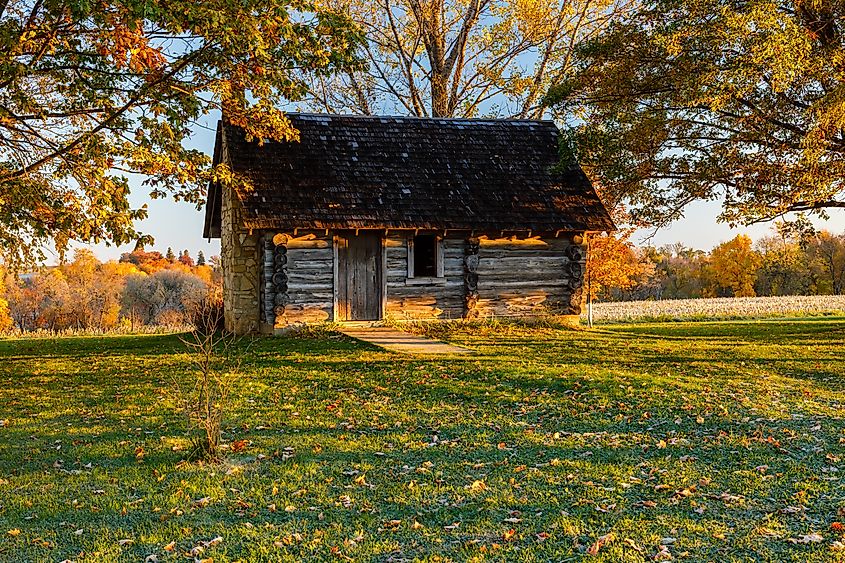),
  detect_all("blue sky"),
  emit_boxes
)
[70,112,845,263]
